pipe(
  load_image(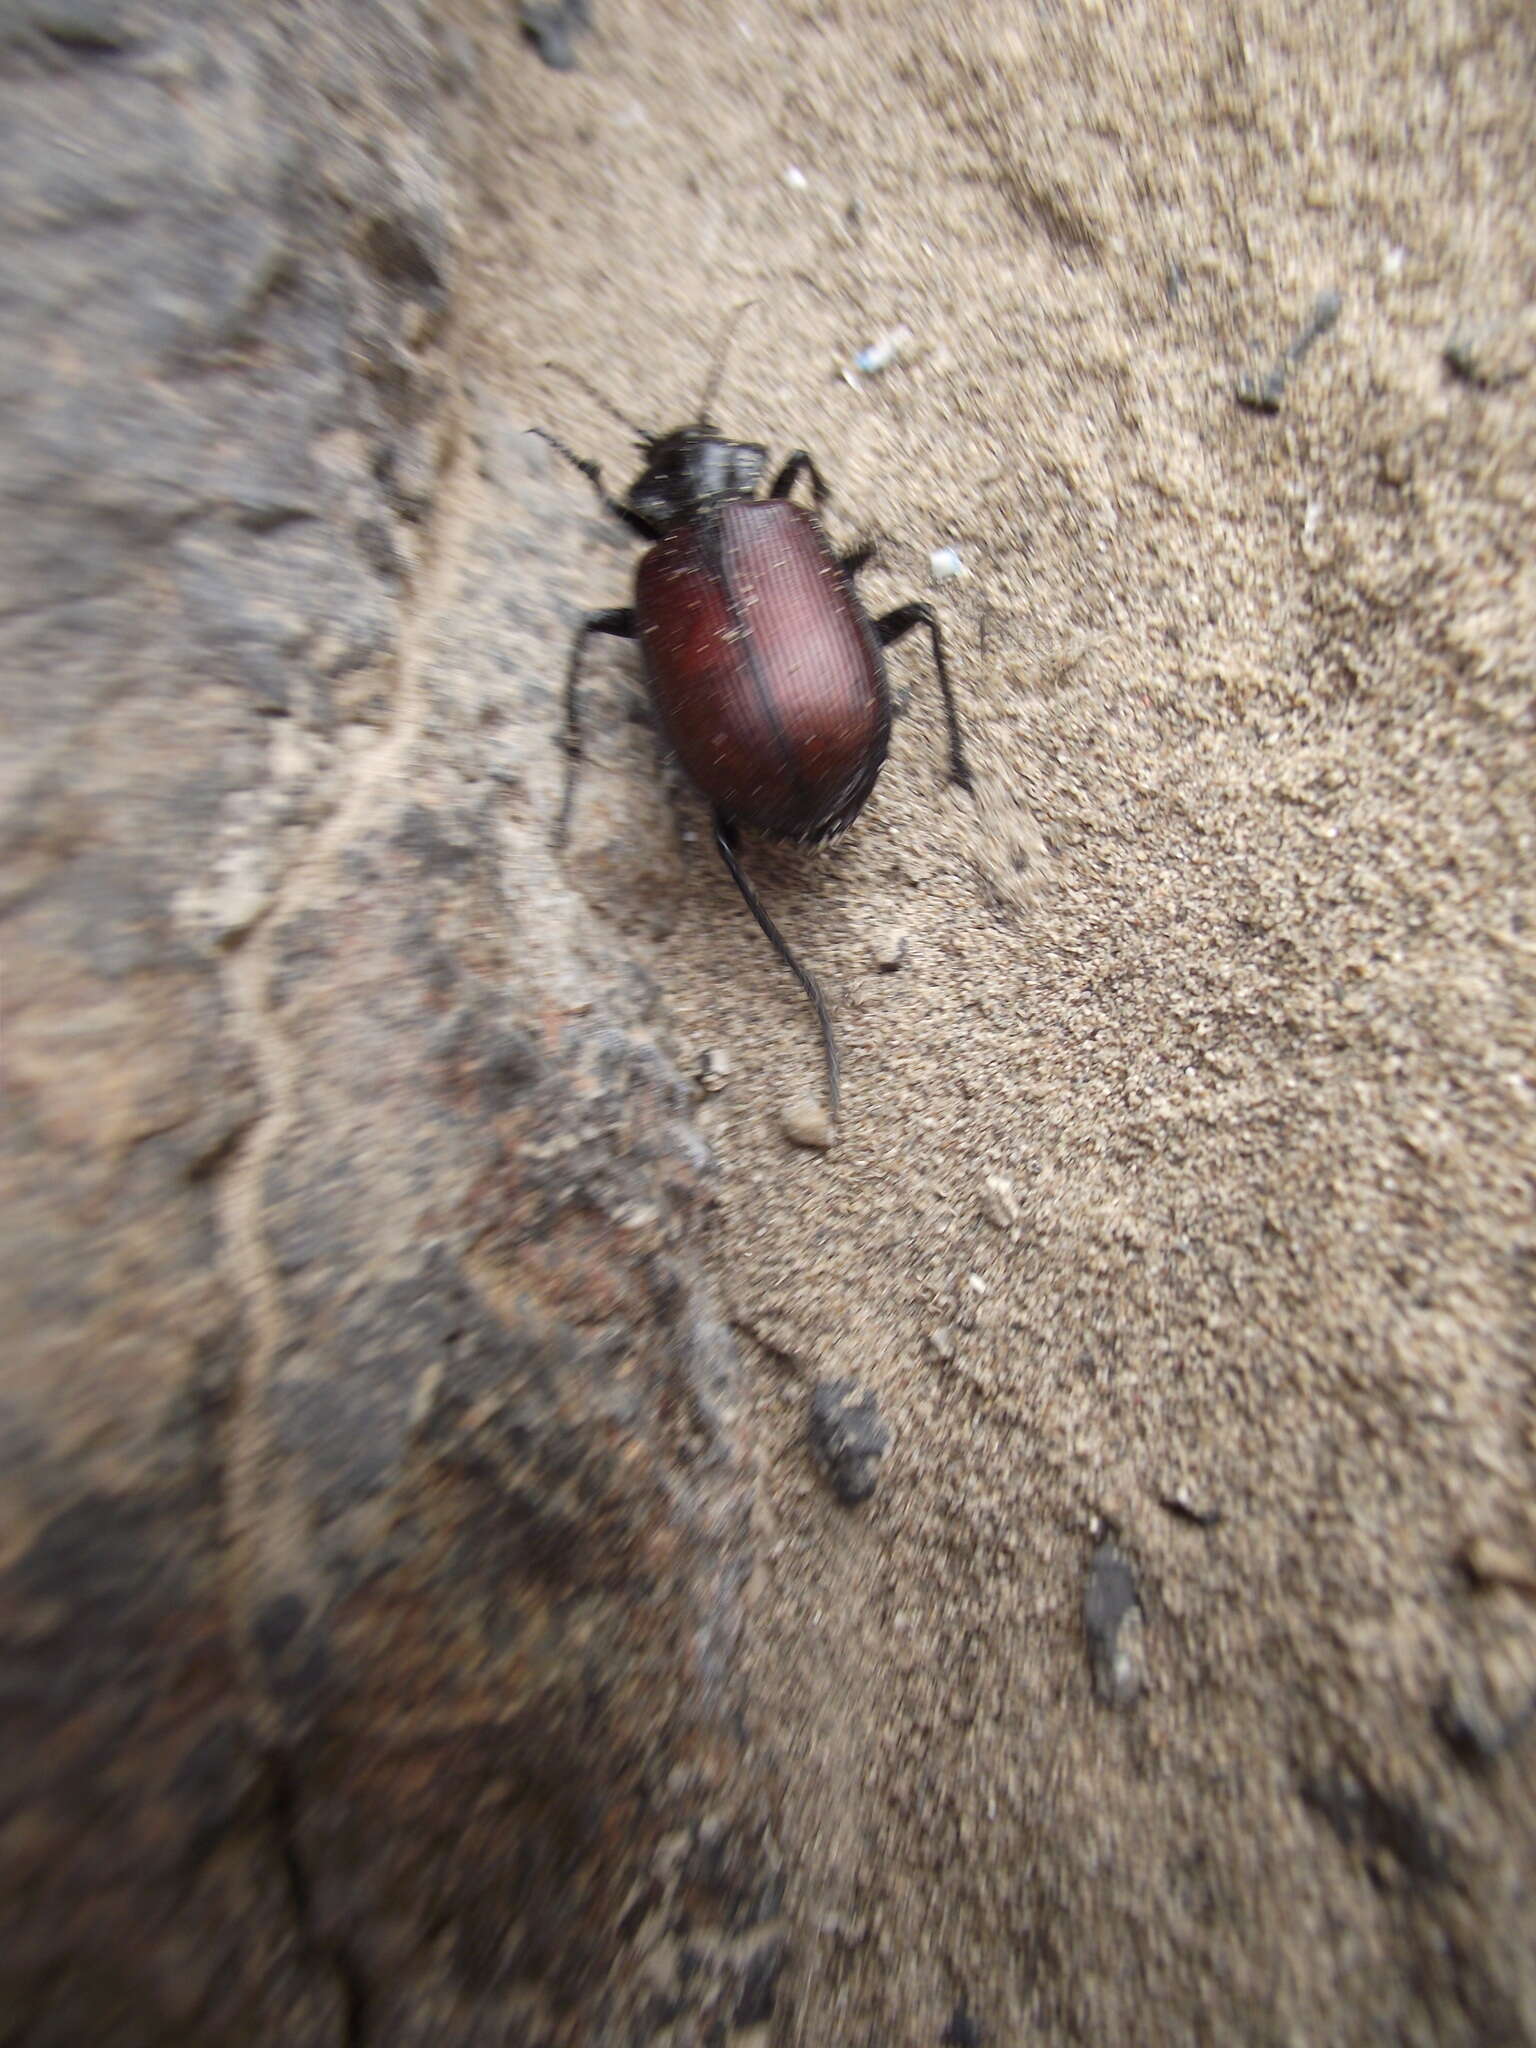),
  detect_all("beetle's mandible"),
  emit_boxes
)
[533,352,973,1122]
